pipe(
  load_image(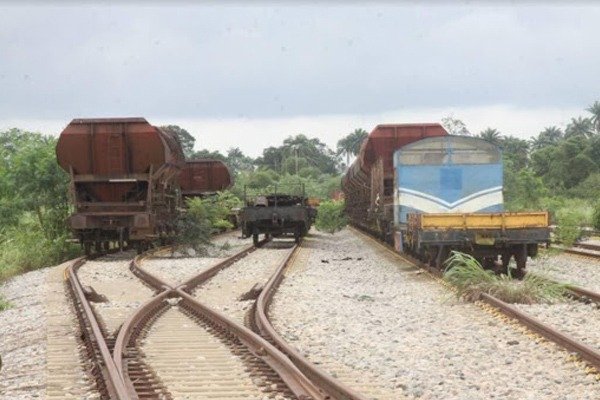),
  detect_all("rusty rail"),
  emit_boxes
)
[113,290,172,399]
[176,288,325,399]
[66,257,130,400]
[350,225,600,373]
[120,237,330,399]
[566,285,600,304]
[480,293,600,370]
[254,243,370,400]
